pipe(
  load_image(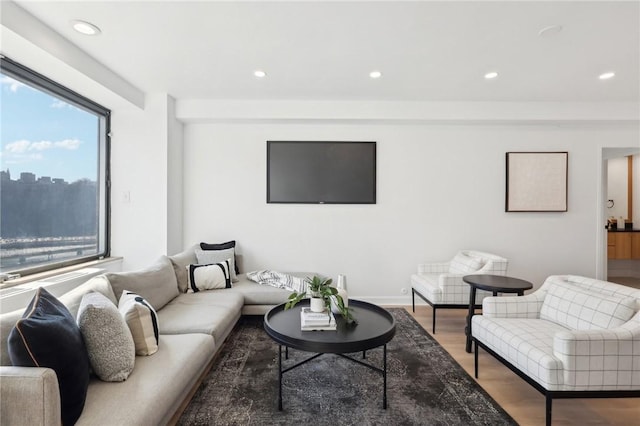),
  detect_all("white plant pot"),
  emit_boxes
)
[330,288,349,314]
[310,297,325,313]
